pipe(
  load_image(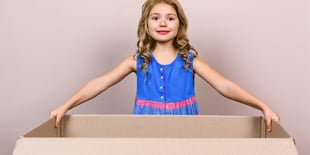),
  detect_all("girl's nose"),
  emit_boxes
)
[160,19,167,27]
